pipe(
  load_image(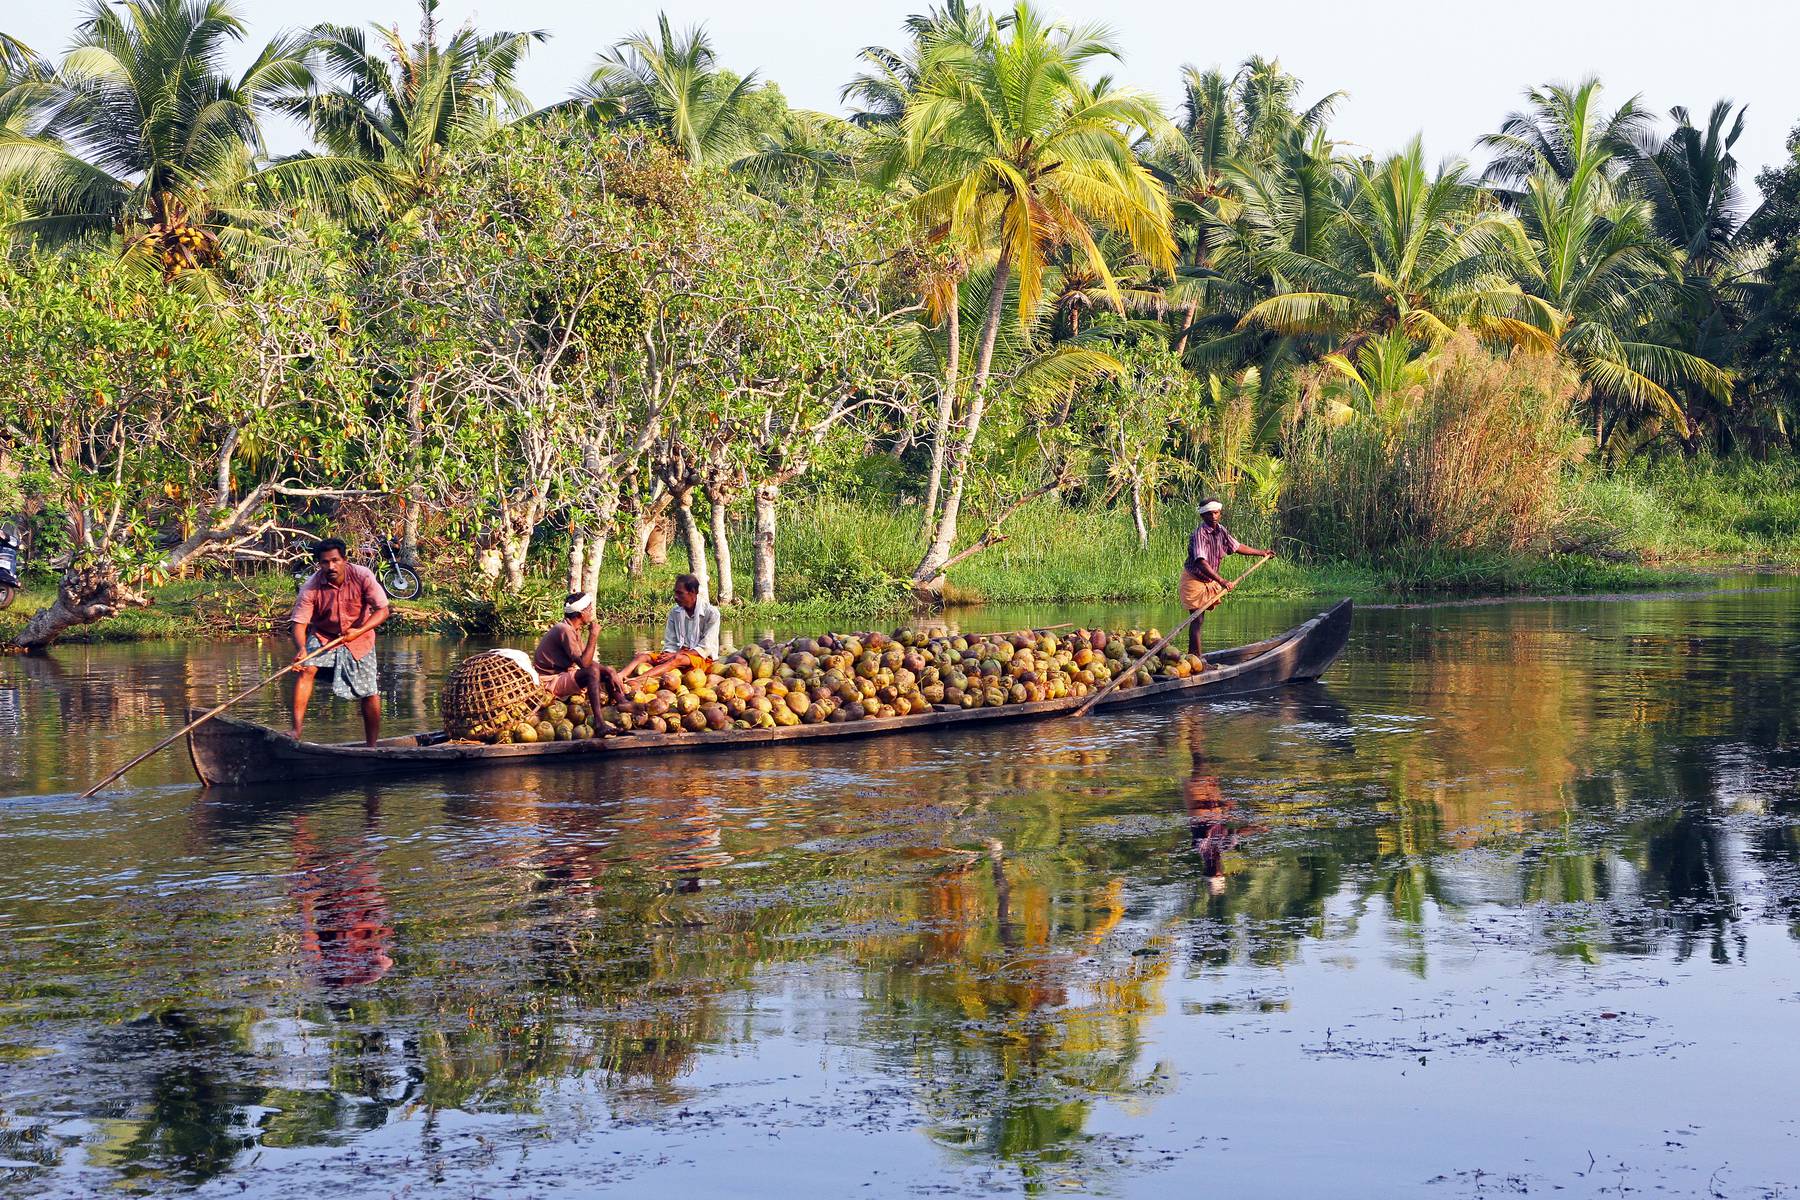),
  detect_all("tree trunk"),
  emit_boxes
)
[1131,475,1148,549]
[646,515,670,566]
[582,489,621,596]
[752,482,779,603]
[920,297,960,532]
[402,376,425,563]
[497,494,539,593]
[707,489,735,605]
[11,563,150,652]
[913,248,1013,592]
[674,487,709,597]
[1172,296,1201,356]
[567,530,589,594]
[501,532,529,592]
[628,491,669,577]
